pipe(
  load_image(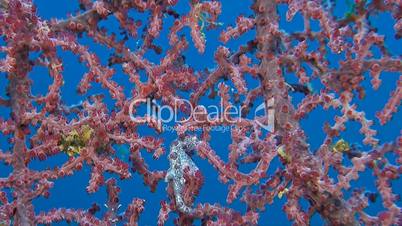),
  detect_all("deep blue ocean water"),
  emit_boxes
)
[0,0,401,225]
